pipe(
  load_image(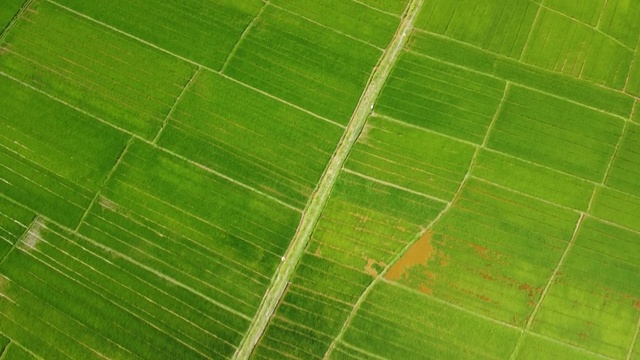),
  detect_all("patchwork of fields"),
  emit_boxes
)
[1,0,640,359]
